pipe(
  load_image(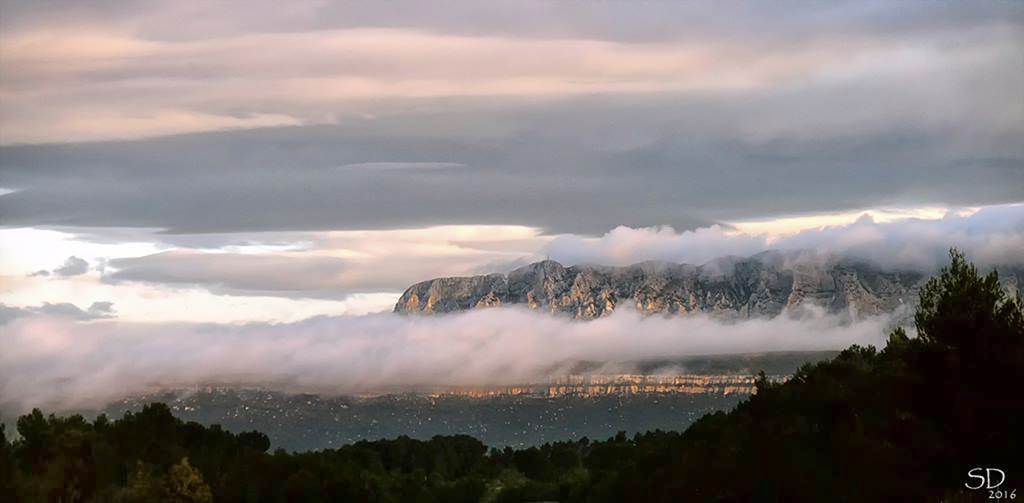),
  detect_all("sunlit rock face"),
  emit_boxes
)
[398,273,508,314]
[394,256,1023,320]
